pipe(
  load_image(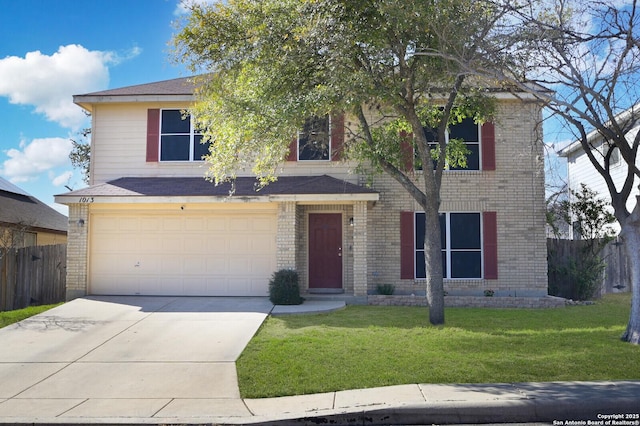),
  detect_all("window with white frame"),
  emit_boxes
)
[415,212,482,279]
[298,115,331,161]
[160,109,209,161]
[419,117,481,170]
